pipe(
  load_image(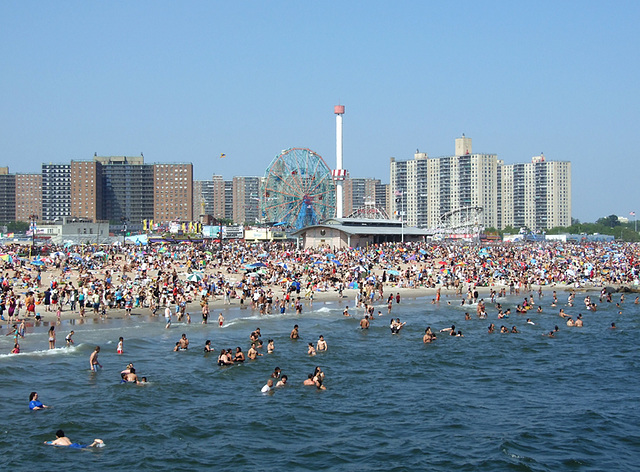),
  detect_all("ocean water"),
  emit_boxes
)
[1,290,639,471]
